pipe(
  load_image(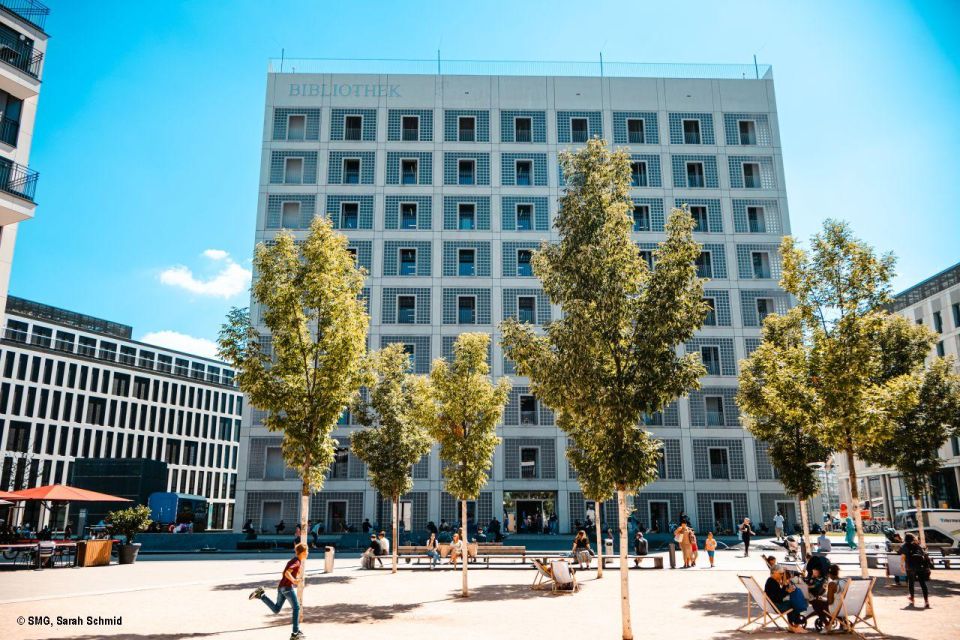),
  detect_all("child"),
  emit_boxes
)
[688,528,699,566]
[249,543,308,640]
[705,532,717,568]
